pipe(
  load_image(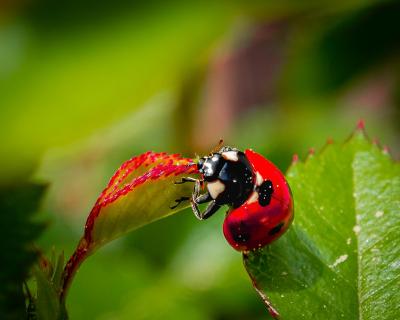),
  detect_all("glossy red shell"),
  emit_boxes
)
[223,149,294,251]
